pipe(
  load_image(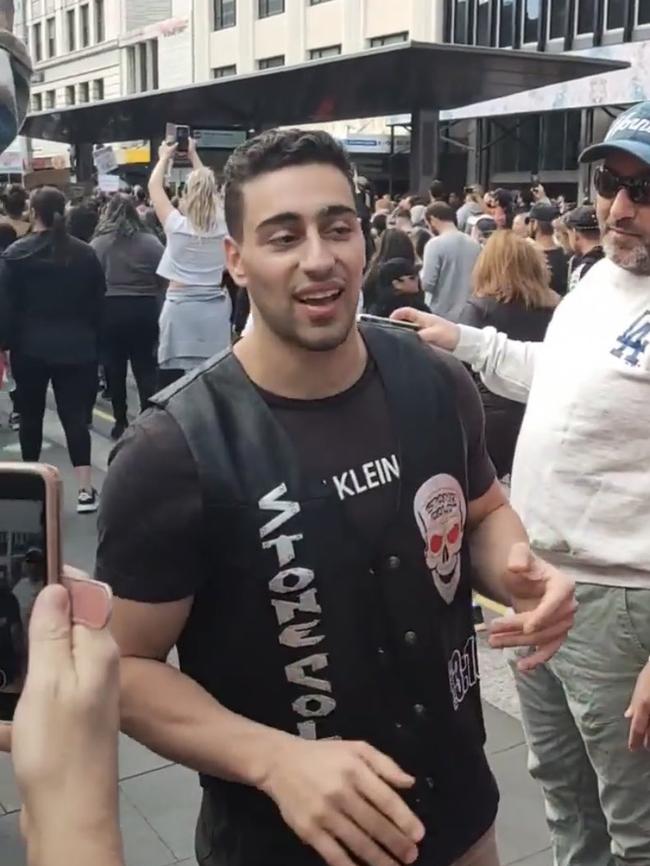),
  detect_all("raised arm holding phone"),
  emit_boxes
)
[148,129,231,387]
